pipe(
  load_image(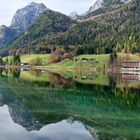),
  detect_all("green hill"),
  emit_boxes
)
[0,10,74,56]
[49,0,140,55]
[1,0,140,57]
